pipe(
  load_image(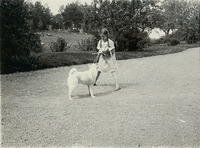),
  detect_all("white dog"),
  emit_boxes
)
[67,64,97,100]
